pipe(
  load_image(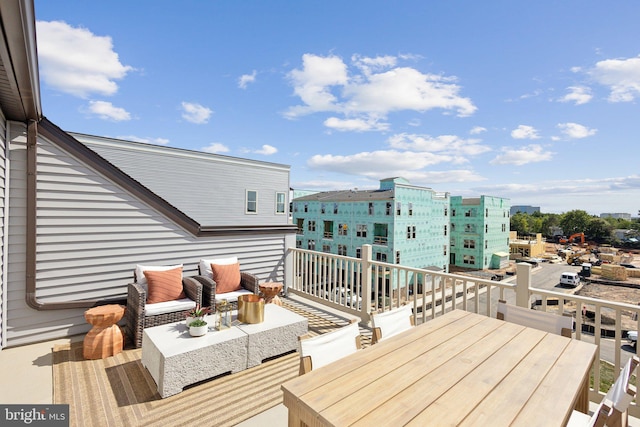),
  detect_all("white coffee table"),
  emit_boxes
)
[238,304,308,368]
[141,304,308,398]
